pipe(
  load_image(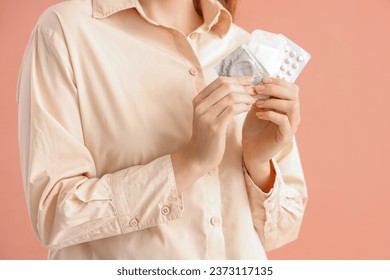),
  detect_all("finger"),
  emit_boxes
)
[196,82,255,116]
[209,83,255,104]
[194,76,254,105]
[215,103,253,130]
[204,81,254,107]
[255,102,301,131]
[204,92,255,120]
[255,83,297,100]
[255,110,291,138]
[262,77,300,92]
[255,98,299,116]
